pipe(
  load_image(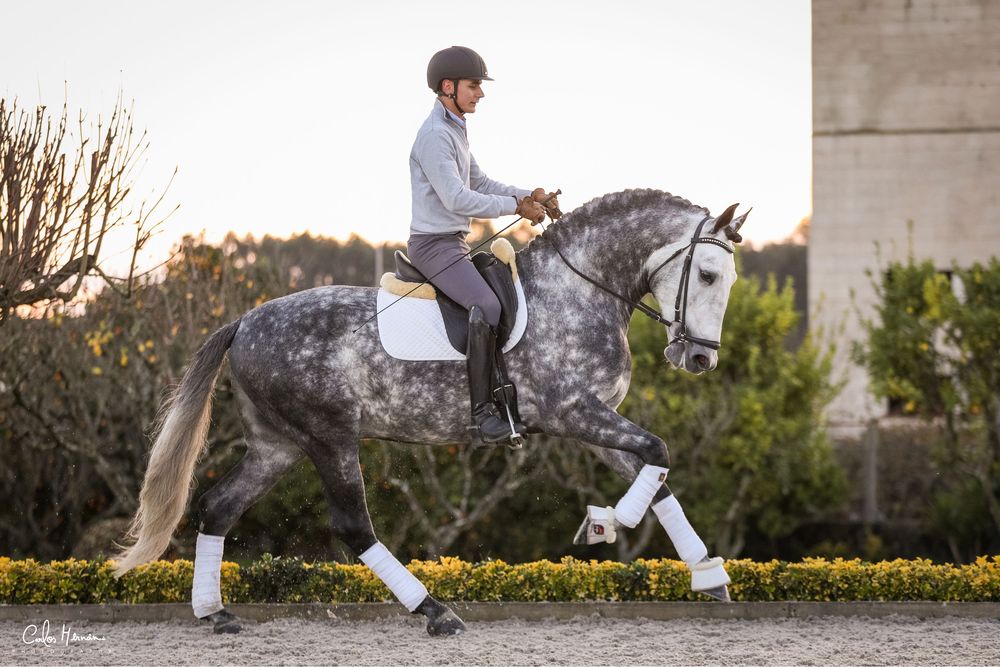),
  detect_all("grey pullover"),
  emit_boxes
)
[409,100,531,235]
